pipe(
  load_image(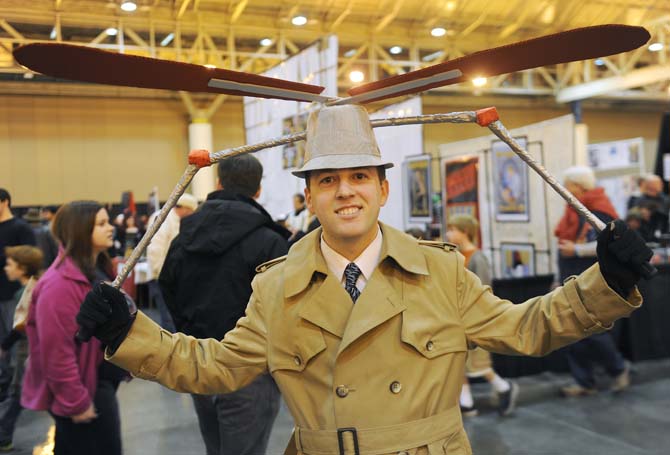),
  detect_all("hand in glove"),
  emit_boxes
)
[596,220,654,297]
[76,282,135,352]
